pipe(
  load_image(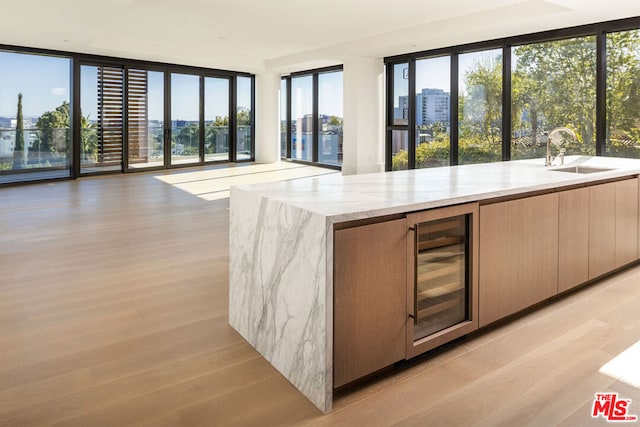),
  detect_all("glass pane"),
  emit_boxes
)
[606,29,640,158]
[128,70,164,169]
[0,51,71,183]
[415,56,450,168]
[458,49,503,165]
[205,77,229,162]
[236,76,252,160]
[414,215,468,341]
[171,73,200,165]
[81,65,123,173]
[280,78,287,158]
[318,71,343,166]
[391,130,409,170]
[511,36,596,160]
[291,75,313,161]
[392,62,409,126]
